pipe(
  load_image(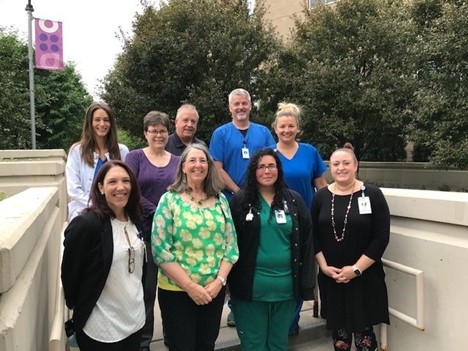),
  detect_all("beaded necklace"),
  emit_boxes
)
[331,182,355,242]
[186,190,210,205]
